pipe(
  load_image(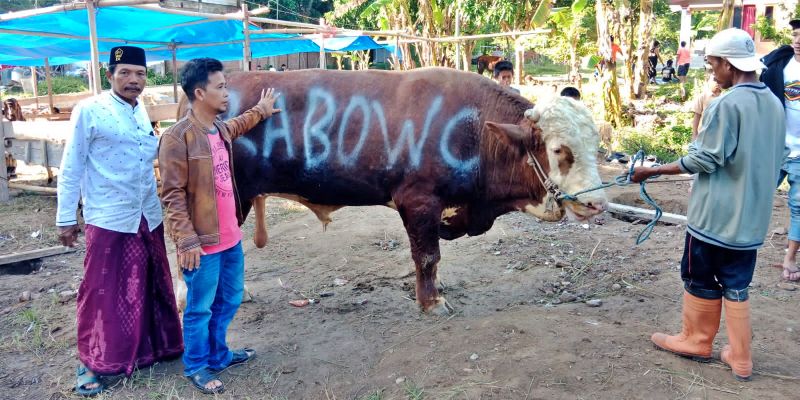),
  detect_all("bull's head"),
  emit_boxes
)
[485,97,608,222]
